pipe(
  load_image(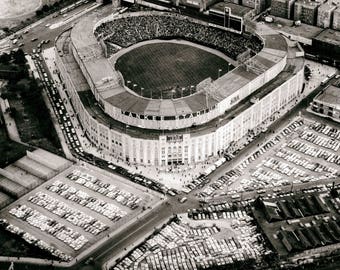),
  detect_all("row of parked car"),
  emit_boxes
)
[67,170,142,210]
[9,204,88,251]
[310,122,340,140]
[28,191,109,235]
[32,53,84,157]
[113,166,168,194]
[288,139,340,165]
[263,157,306,178]
[300,130,340,152]
[0,219,72,261]
[276,148,337,174]
[189,210,251,221]
[113,213,267,270]
[46,180,127,222]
